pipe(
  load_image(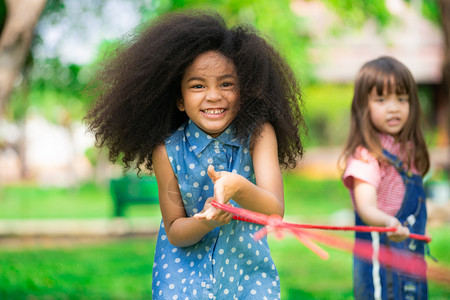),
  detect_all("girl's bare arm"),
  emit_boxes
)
[153,144,227,247]
[353,179,409,242]
[238,122,284,216]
